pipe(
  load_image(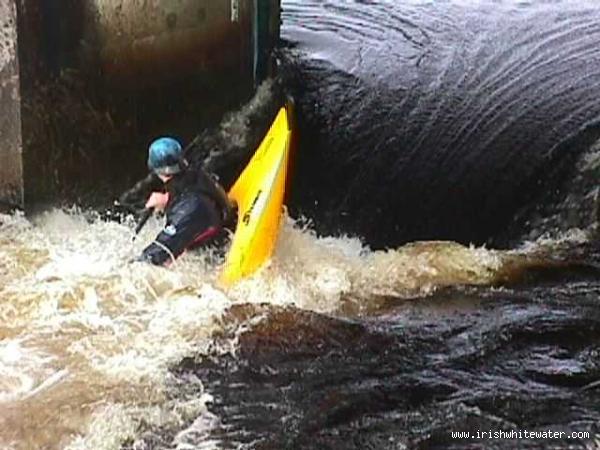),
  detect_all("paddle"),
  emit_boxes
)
[132,207,154,241]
